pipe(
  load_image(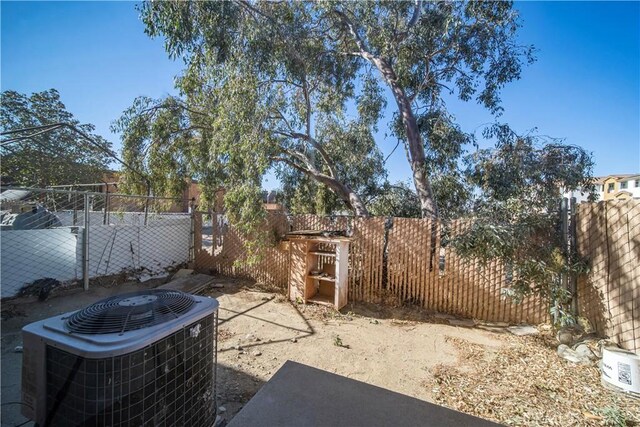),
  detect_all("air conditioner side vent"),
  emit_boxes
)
[45,313,217,426]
